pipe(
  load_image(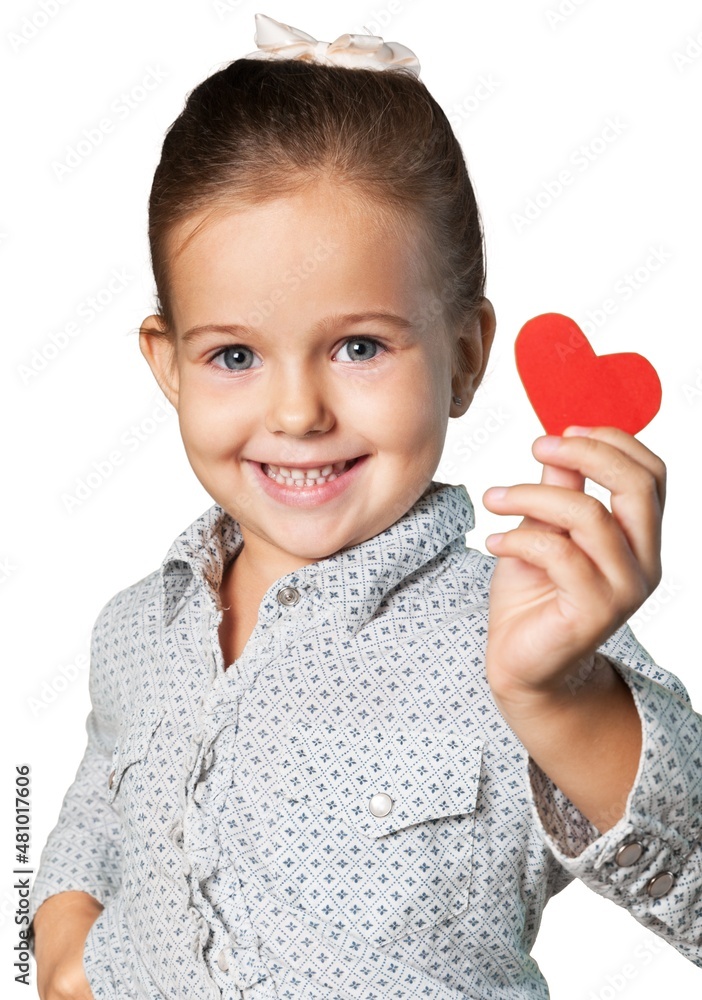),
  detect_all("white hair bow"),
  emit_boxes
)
[242,12,421,78]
